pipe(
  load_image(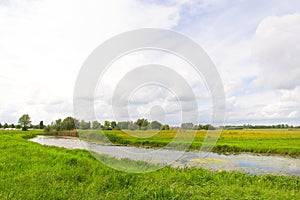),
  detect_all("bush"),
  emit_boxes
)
[44,125,51,133]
